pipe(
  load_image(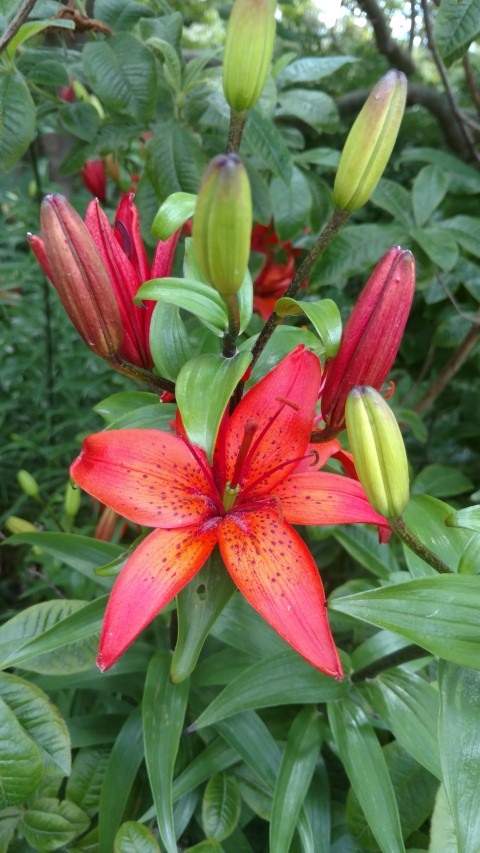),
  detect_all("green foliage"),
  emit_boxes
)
[2,0,480,849]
